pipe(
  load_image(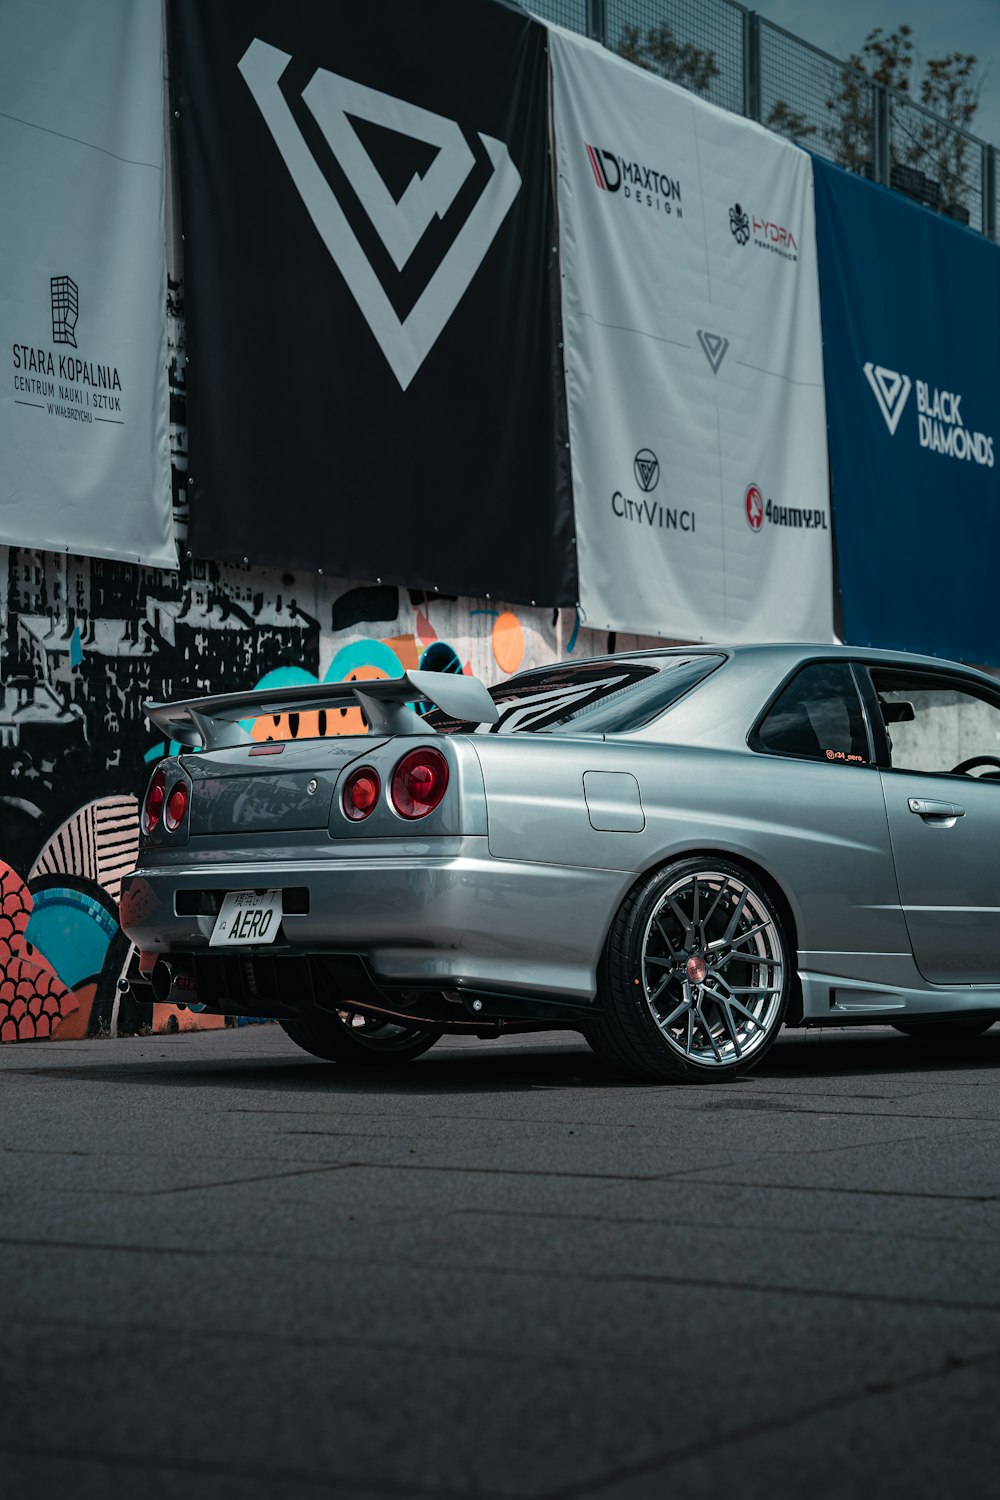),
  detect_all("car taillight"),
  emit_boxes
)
[164,782,189,832]
[142,769,166,834]
[343,767,381,821]
[390,747,449,819]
